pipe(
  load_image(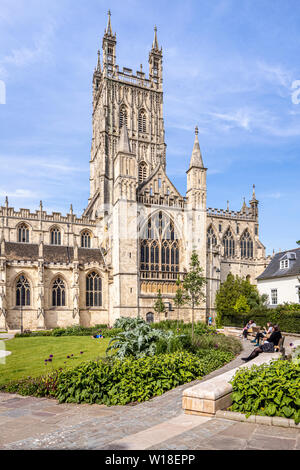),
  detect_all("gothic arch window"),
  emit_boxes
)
[138,110,146,133]
[119,105,128,129]
[16,275,30,306]
[81,230,92,248]
[140,212,179,276]
[207,226,217,249]
[240,230,253,259]
[50,227,61,246]
[18,223,29,243]
[139,161,148,182]
[223,228,235,258]
[86,271,102,307]
[52,277,66,307]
